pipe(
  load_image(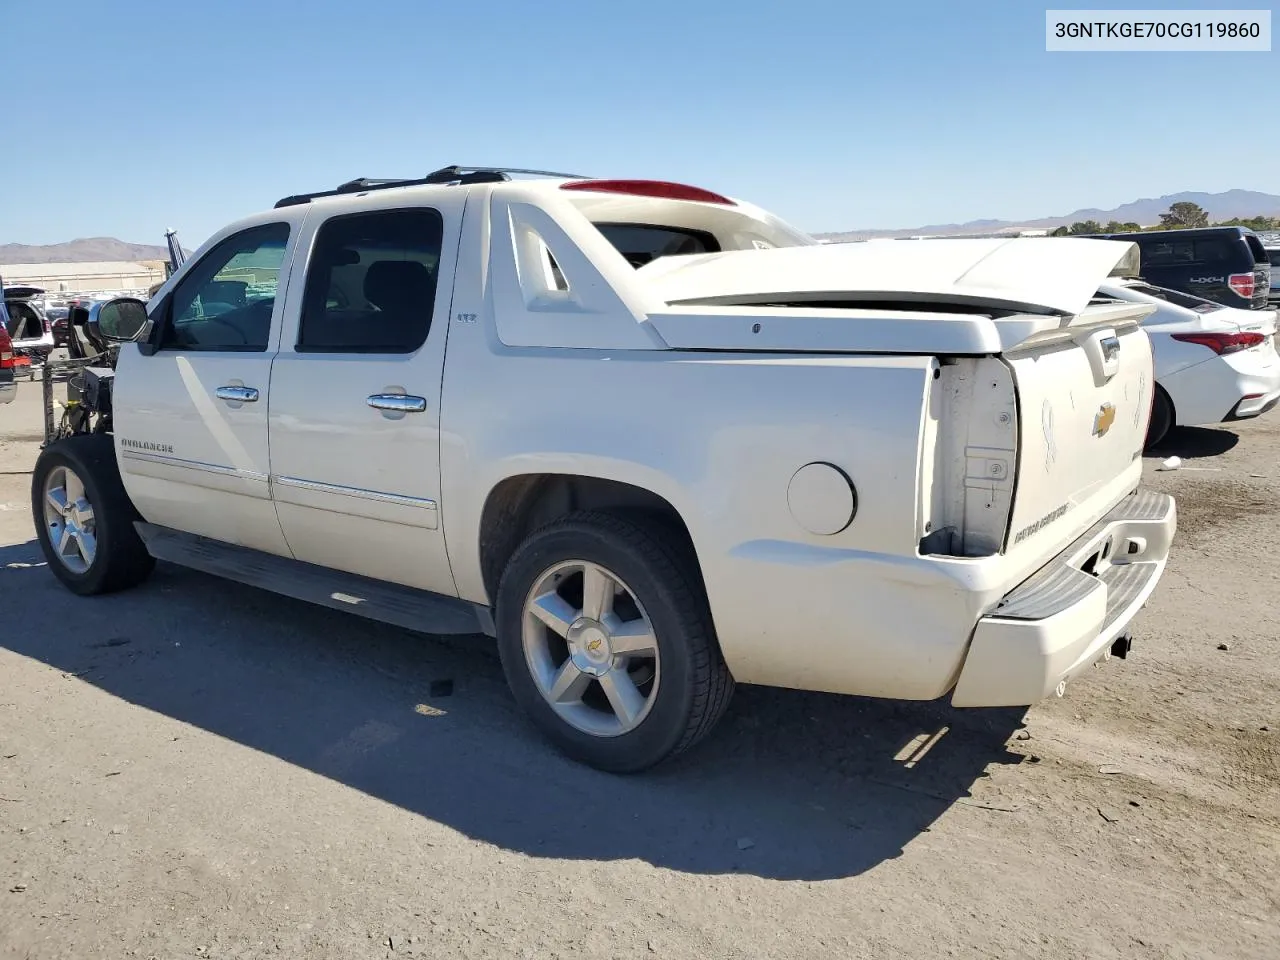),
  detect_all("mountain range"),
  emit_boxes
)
[0,238,175,265]
[815,190,1280,241]
[4,189,1279,260]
